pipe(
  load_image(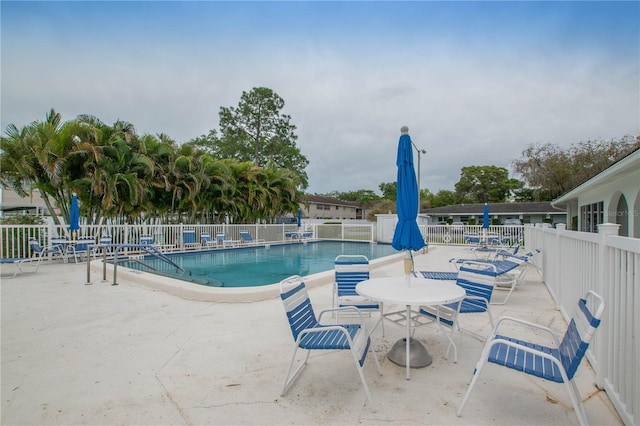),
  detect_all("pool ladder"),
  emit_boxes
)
[86,243,184,286]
